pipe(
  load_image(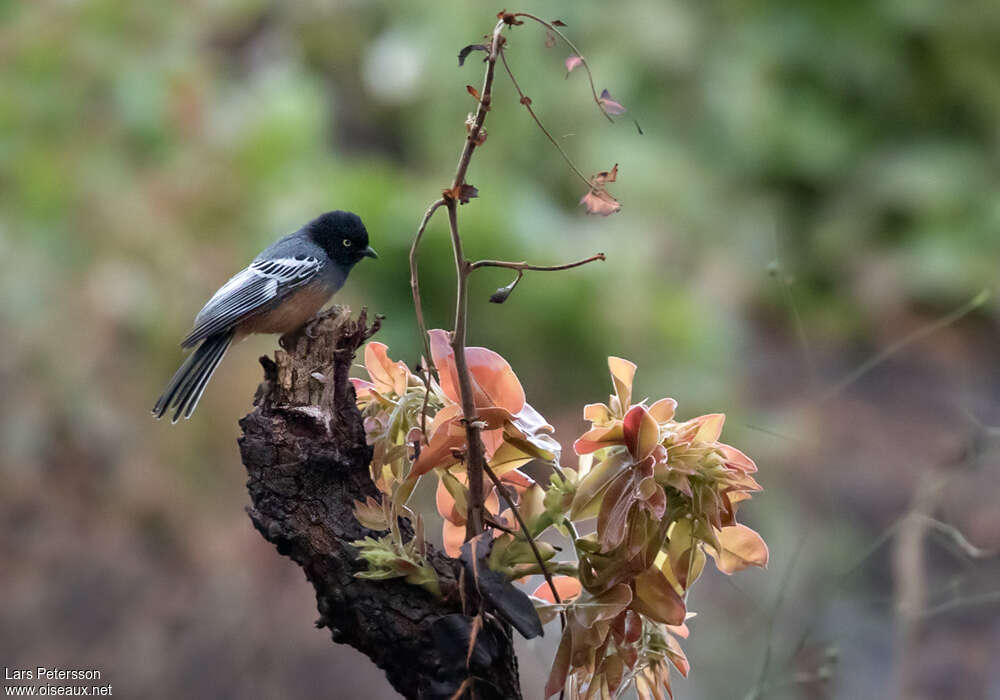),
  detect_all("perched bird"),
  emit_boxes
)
[153,210,377,422]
